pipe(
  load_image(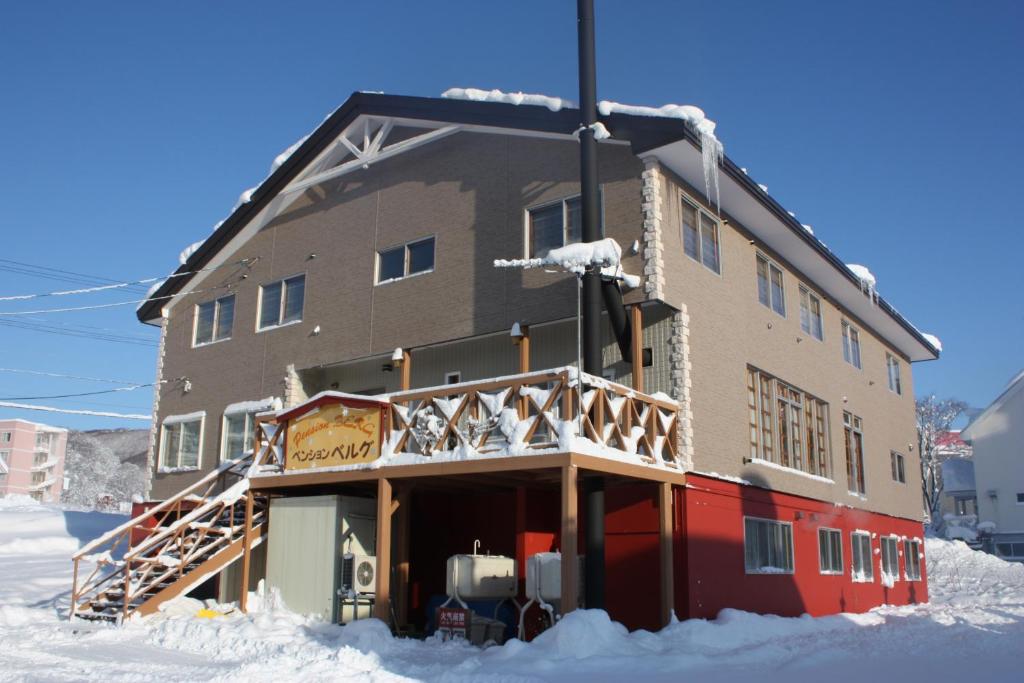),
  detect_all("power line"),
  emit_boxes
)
[0,278,238,317]
[0,367,148,386]
[0,384,151,401]
[0,260,151,294]
[0,400,150,420]
[0,319,159,346]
